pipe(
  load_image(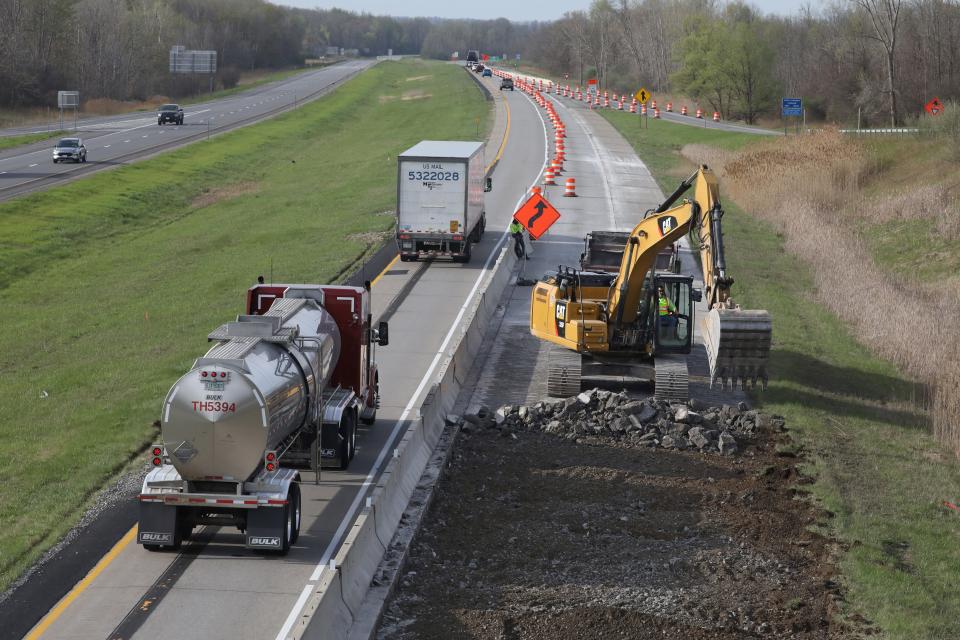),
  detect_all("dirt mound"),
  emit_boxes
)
[378,391,859,639]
